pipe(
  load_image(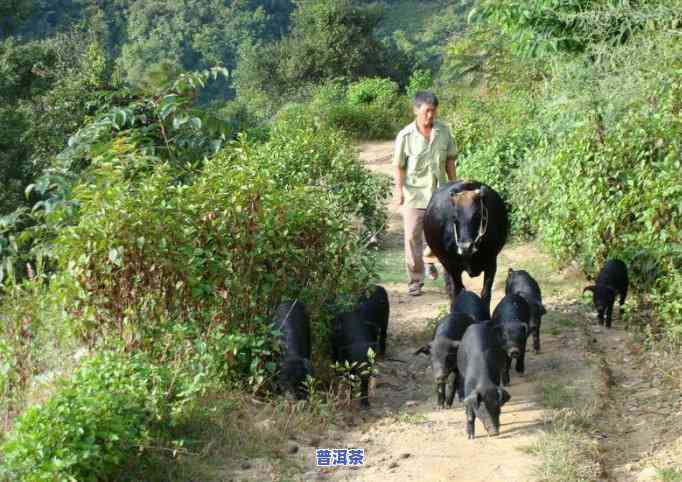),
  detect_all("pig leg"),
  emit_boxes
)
[516,349,526,375]
[502,357,511,386]
[454,370,463,402]
[436,382,446,408]
[445,374,456,408]
[379,323,387,357]
[533,321,541,353]
[466,405,476,440]
[360,375,370,408]
[480,260,497,313]
[619,286,627,305]
[606,304,613,329]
